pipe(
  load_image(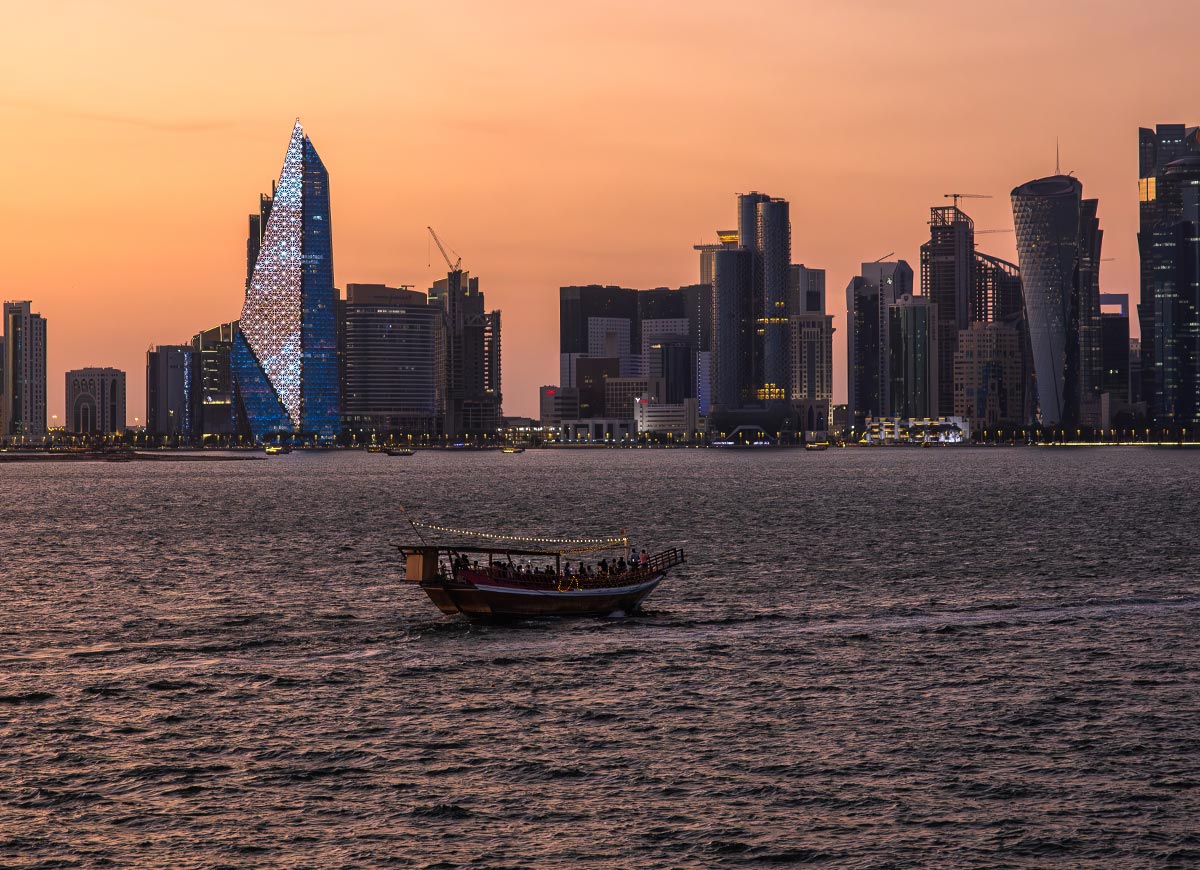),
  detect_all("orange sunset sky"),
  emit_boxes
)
[3,1,1199,420]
